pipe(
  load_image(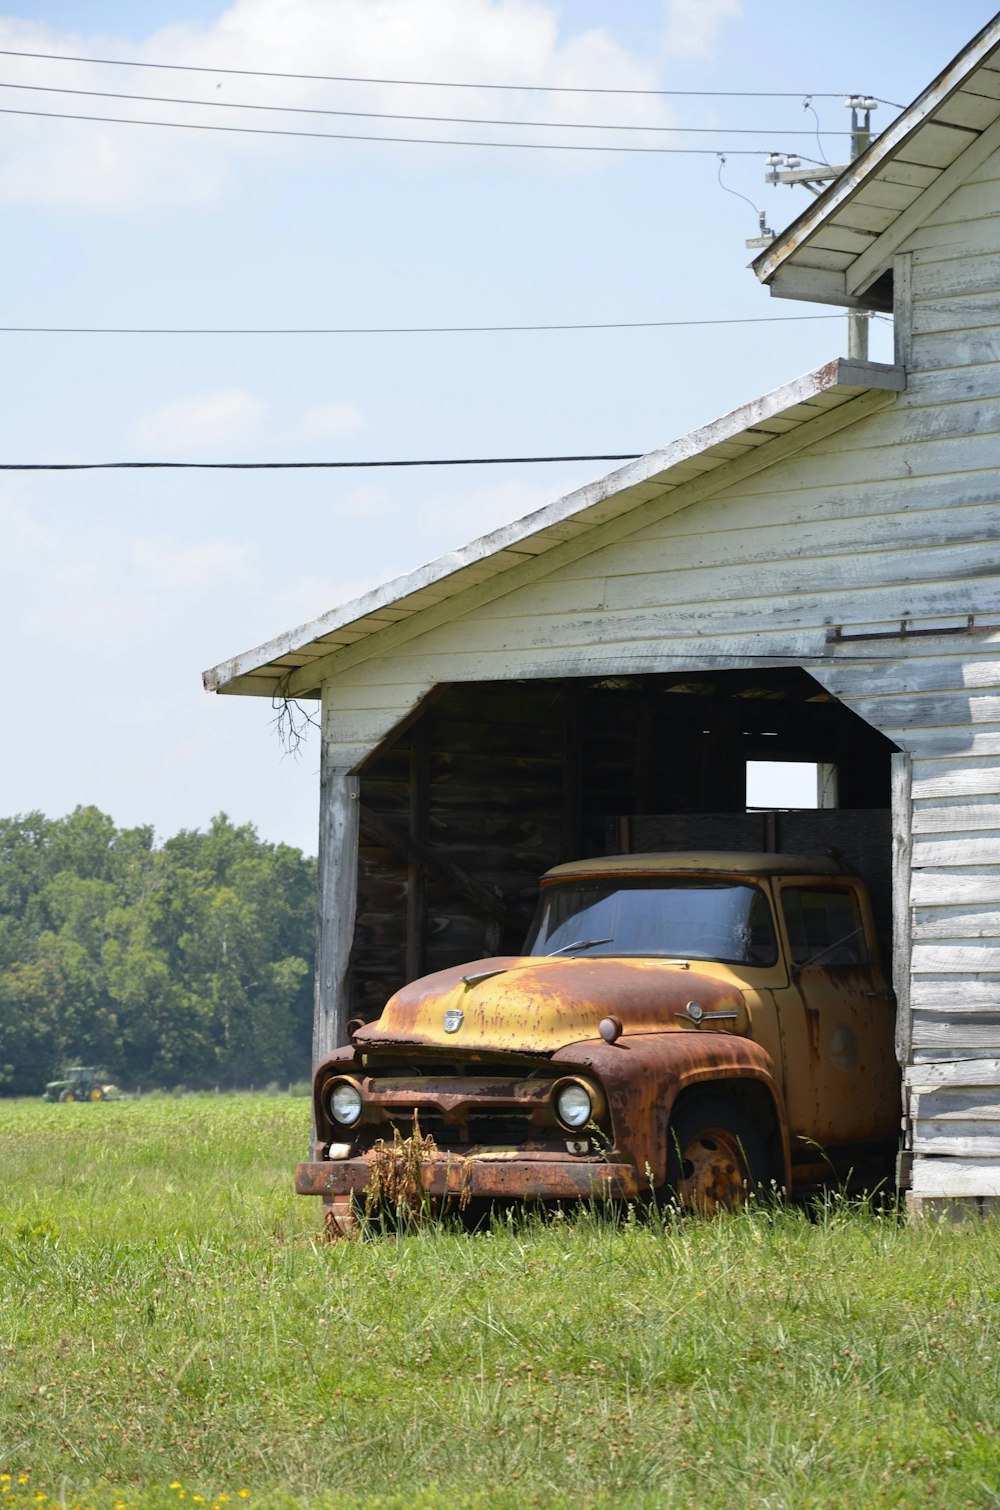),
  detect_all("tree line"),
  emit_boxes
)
[0,807,317,1095]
